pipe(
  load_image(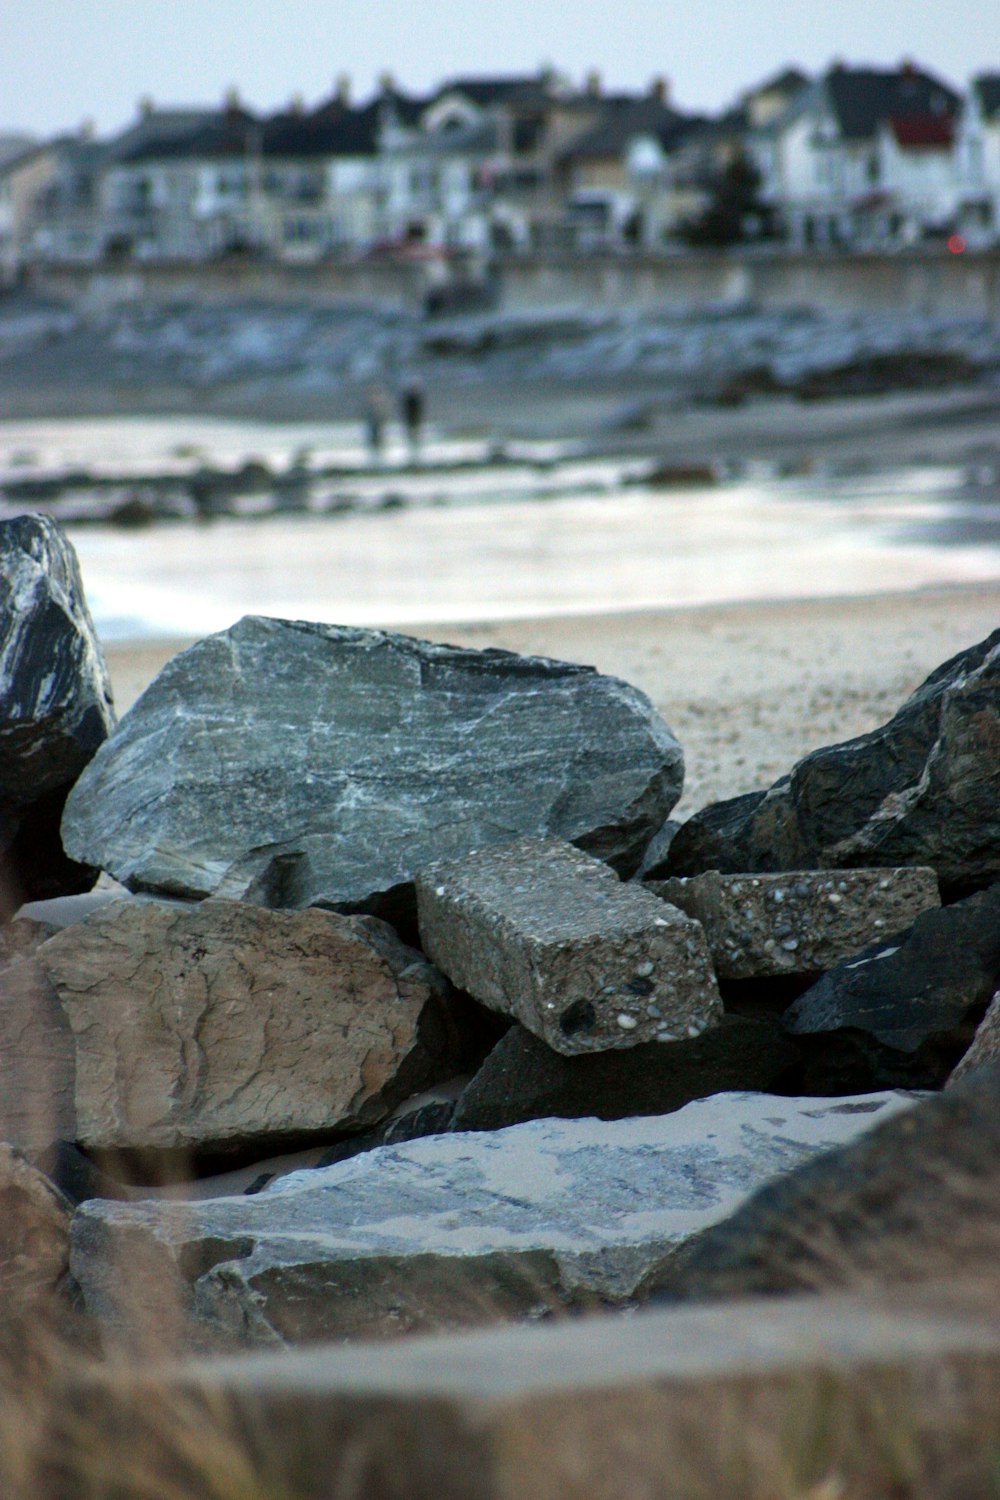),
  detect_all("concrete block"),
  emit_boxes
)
[649,866,940,978]
[417,837,721,1055]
